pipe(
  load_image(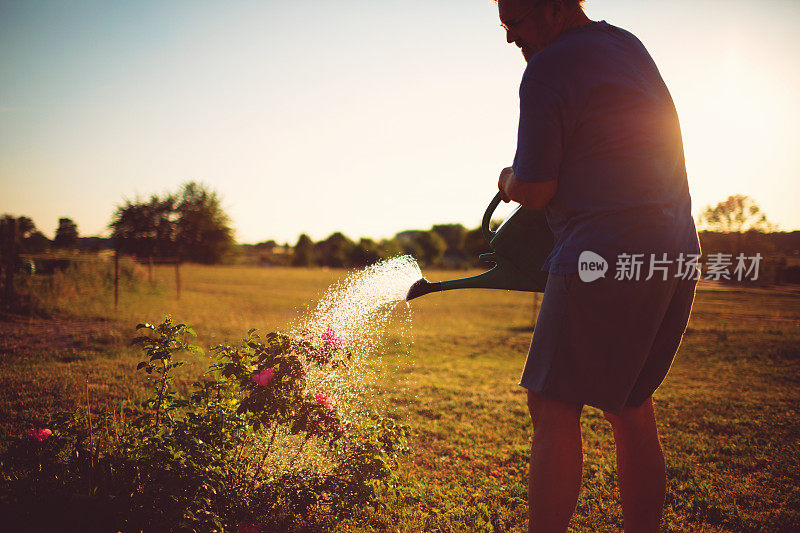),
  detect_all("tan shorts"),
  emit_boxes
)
[519,271,697,415]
